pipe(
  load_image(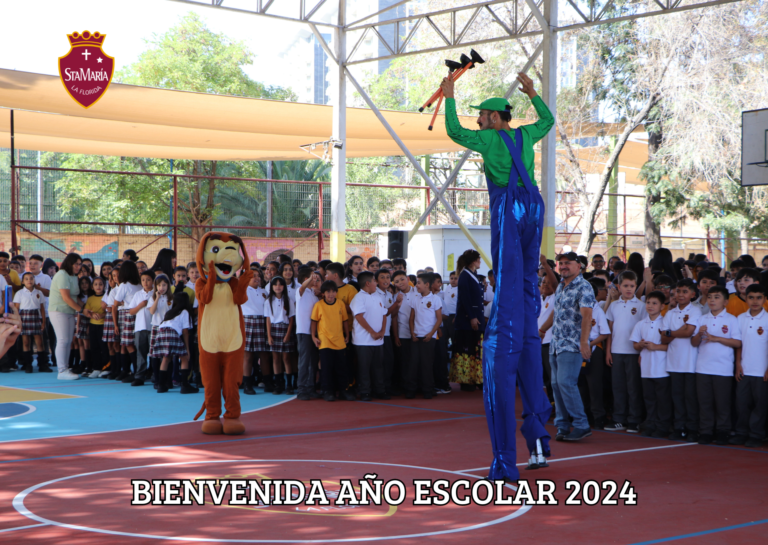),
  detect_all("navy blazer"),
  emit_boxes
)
[455,268,485,331]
